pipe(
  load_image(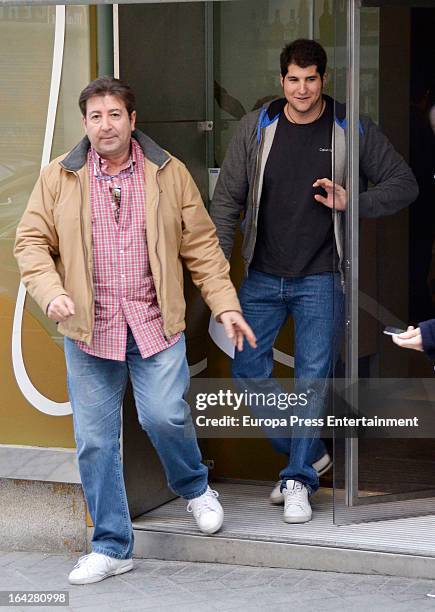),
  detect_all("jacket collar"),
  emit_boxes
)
[60,128,170,172]
[266,97,286,121]
[257,95,348,143]
[263,94,344,124]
